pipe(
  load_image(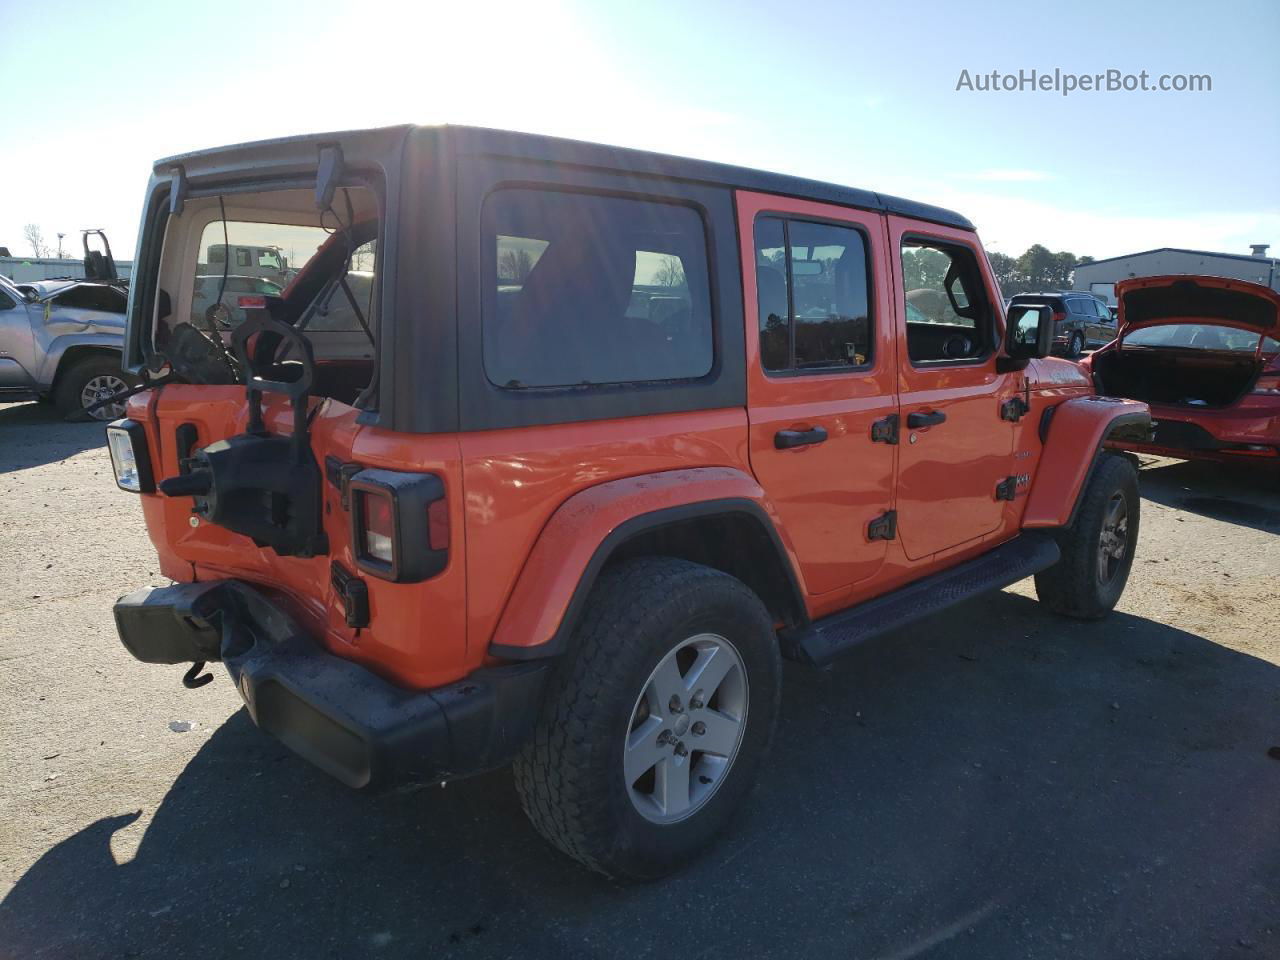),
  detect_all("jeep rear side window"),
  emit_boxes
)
[901,239,991,364]
[754,217,873,373]
[483,189,713,389]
